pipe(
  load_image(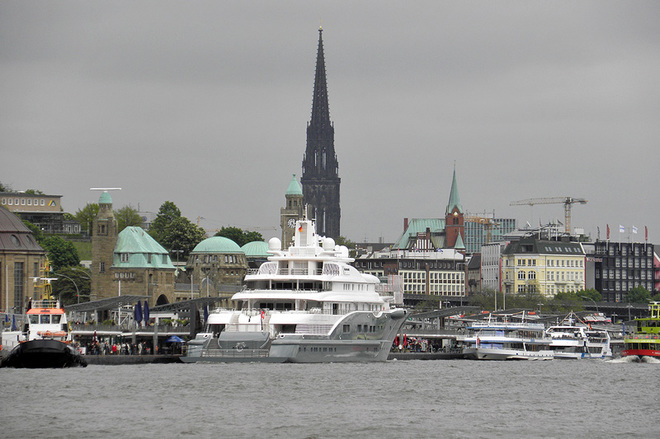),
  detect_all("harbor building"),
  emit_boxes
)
[0,207,48,313]
[1,192,81,235]
[182,236,247,301]
[501,236,586,297]
[301,27,341,239]
[90,192,176,305]
[241,240,270,269]
[480,241,508,292]
[280,174,304,247]
[586,241,656,303]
